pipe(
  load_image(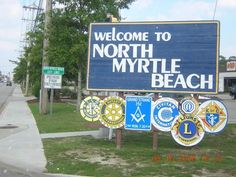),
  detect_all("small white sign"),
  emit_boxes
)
[227,61,236,71]
[44,74,62,89]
